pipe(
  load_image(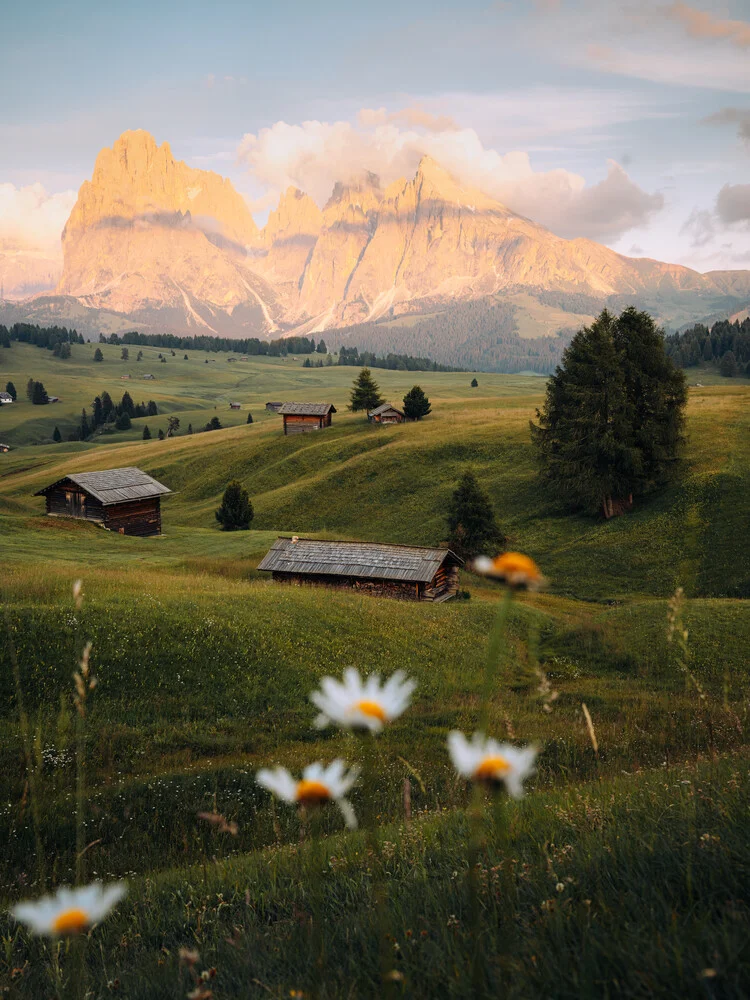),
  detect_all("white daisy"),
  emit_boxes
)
[447,731,537,798]
[310,667,416,733]
[256,759,360,829]
[10,881,127,936]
